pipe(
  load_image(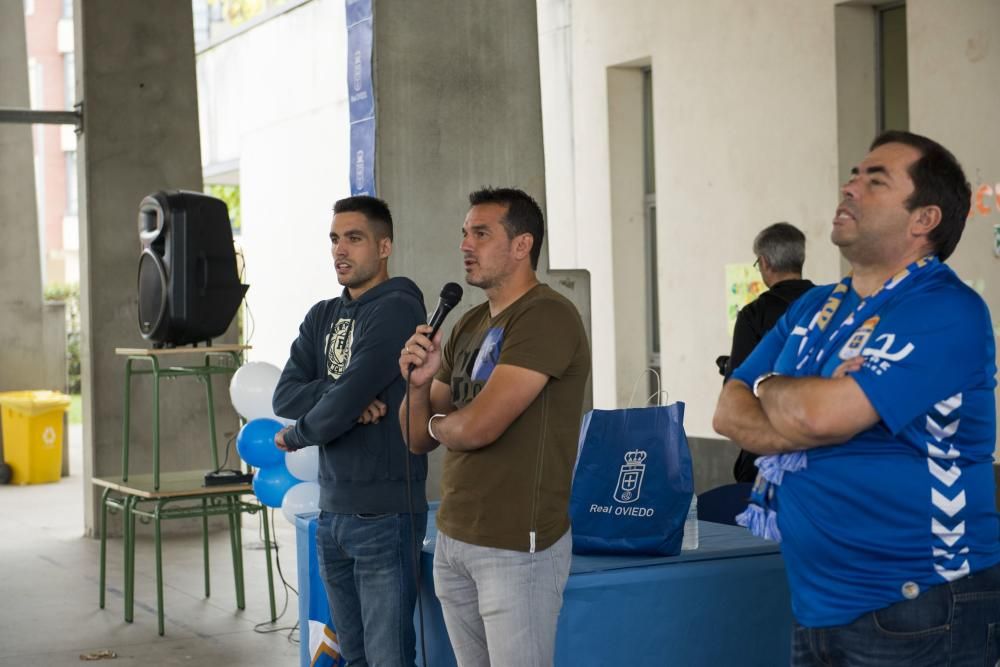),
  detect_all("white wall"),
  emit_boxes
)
[540,0,843,435]
[908,0,1000,443]
[197,0,350,368]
